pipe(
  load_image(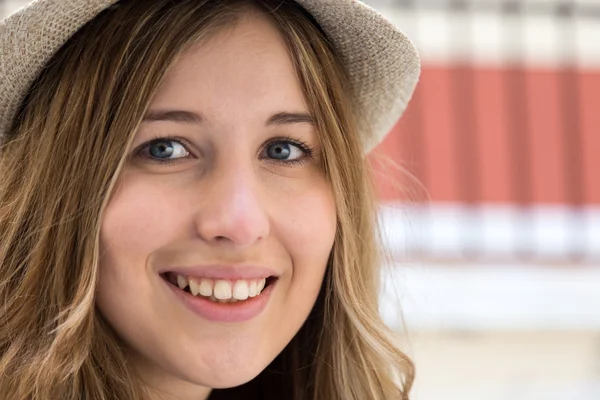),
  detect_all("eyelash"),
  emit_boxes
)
[133,135,317,166]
